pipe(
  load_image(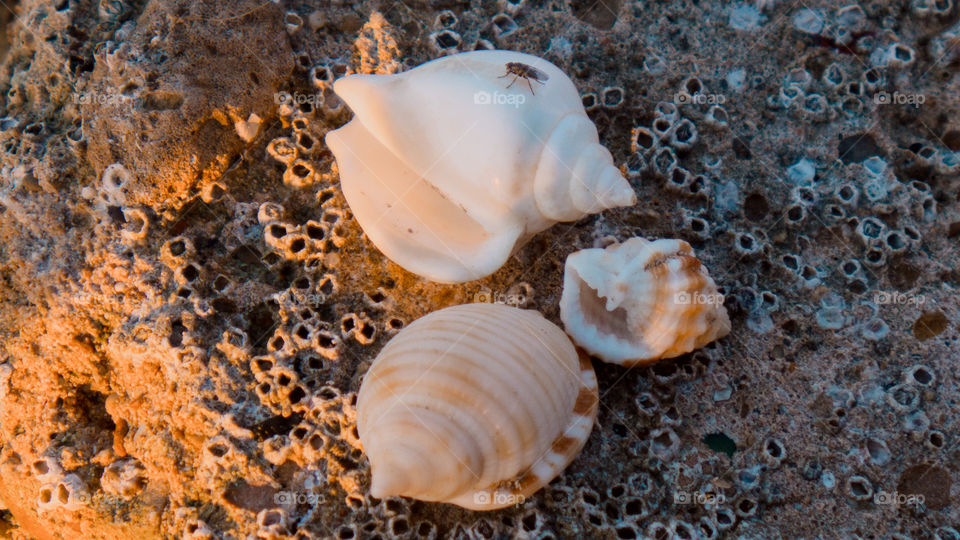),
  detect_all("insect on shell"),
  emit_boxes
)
[325,50,636,283]
[356,303,599,510]
[499,62,550,94]
[560,237,731,365]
